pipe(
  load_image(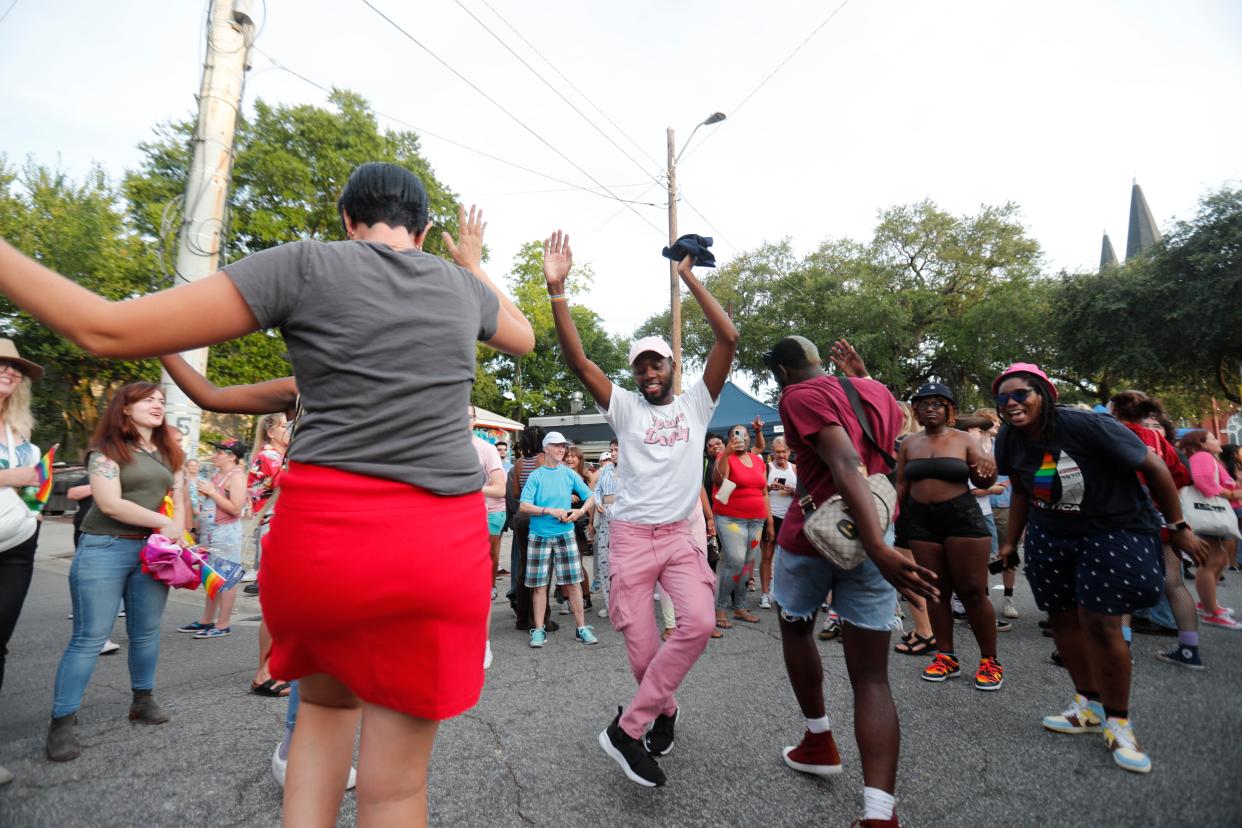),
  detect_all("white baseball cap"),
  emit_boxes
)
[542,431,570,448]
[599,451,612,461]
[627,335,674,366]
